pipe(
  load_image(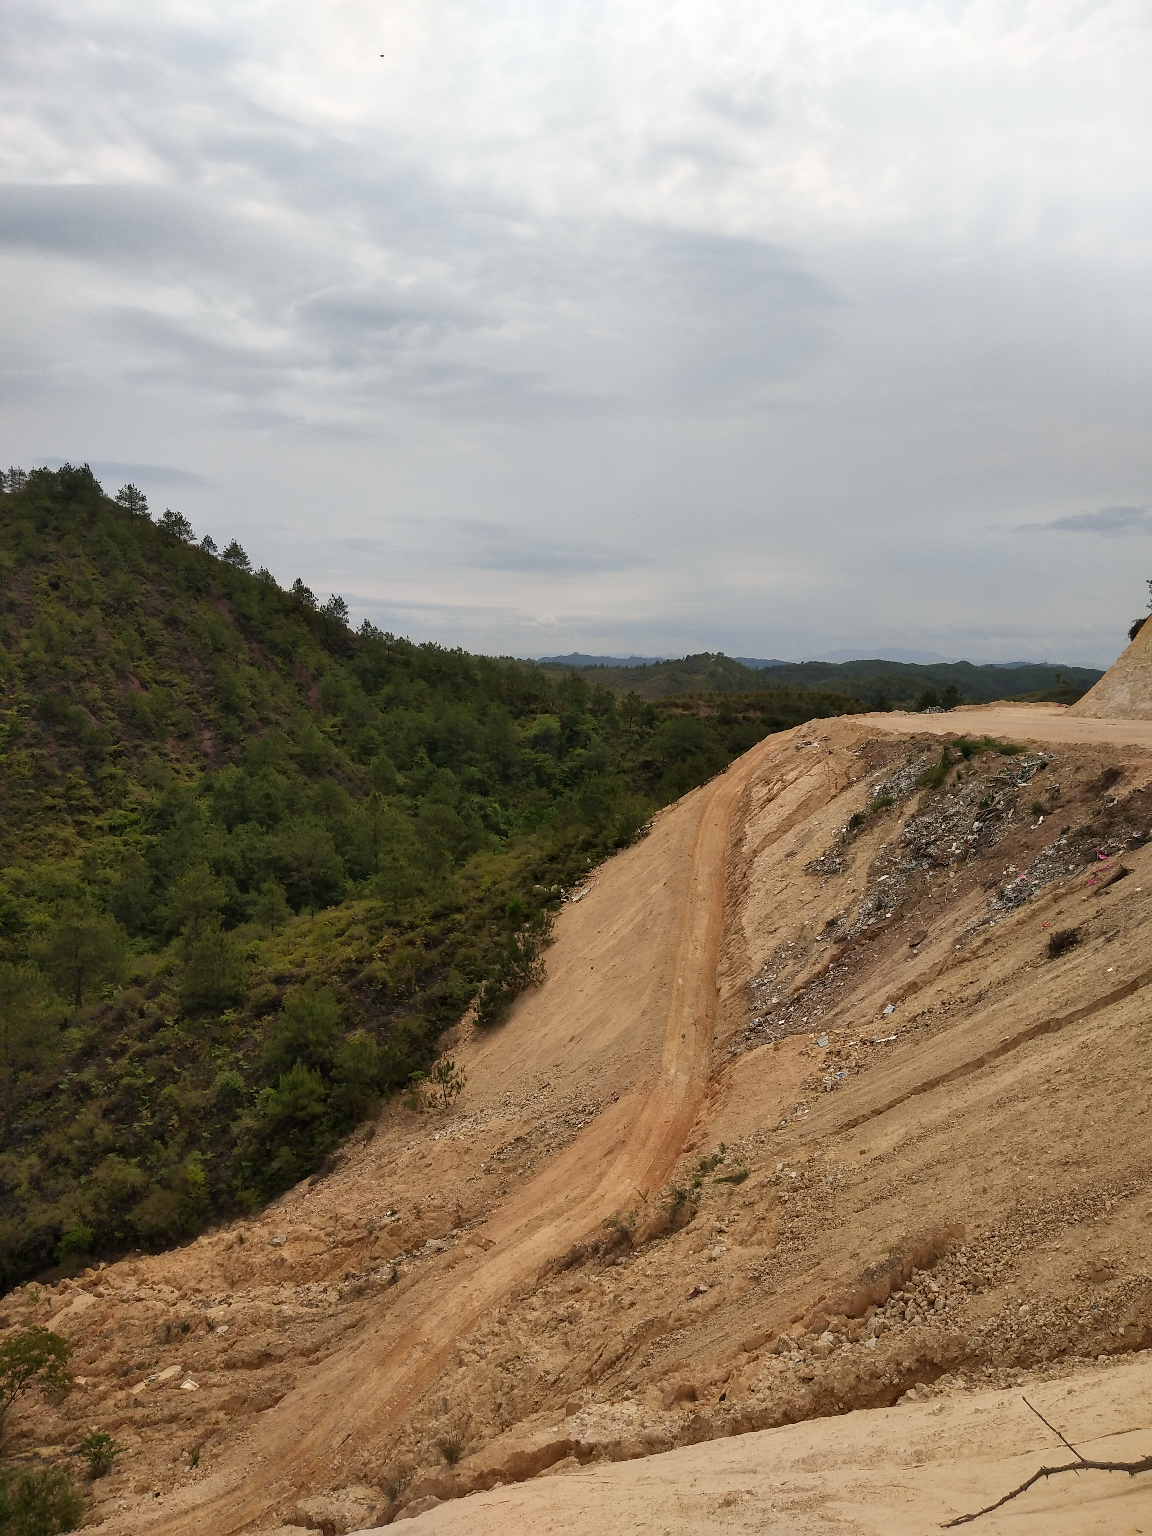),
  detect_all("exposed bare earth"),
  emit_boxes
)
[370,1357,1152,1535]
[1069,616,1152,720]
[4,703,1151,1535]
